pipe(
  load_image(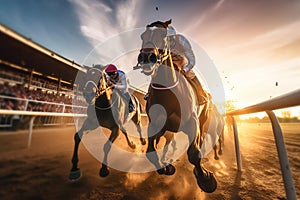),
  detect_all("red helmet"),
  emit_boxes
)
[105,64,118,73]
